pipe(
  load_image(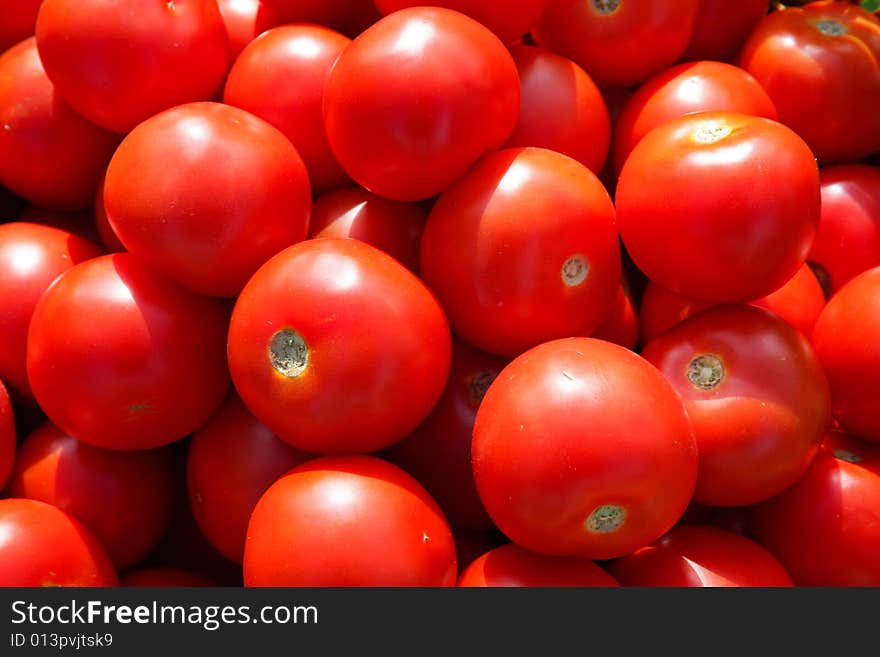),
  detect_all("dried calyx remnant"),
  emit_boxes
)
[694,123,732,144]
[687,354,724,391]
[586,504,625,533]
[592,0,621,15]
[269,328,309,378]
[562,255,589,287]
